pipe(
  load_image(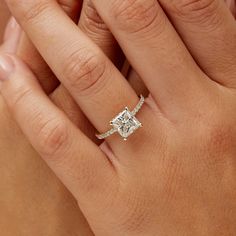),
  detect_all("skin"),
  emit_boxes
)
[226,0,236,16]
[0,1,120,235]
[0,0,236,236]
[0,1,146,235]
[0,2,9,38]
[0,0,236,235]
[0,6,93,236]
